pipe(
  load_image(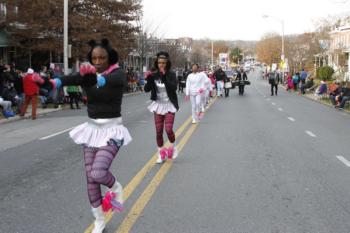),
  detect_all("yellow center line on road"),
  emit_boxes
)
[84,116,192,233]
[116,123,198,233]
[115,98,216,233]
